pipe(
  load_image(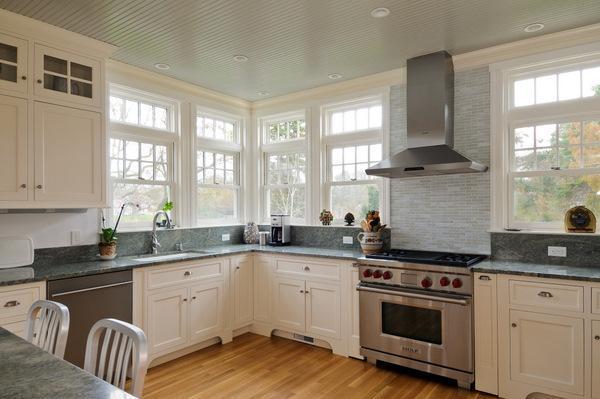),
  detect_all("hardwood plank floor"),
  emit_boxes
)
[143,333,496,399]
